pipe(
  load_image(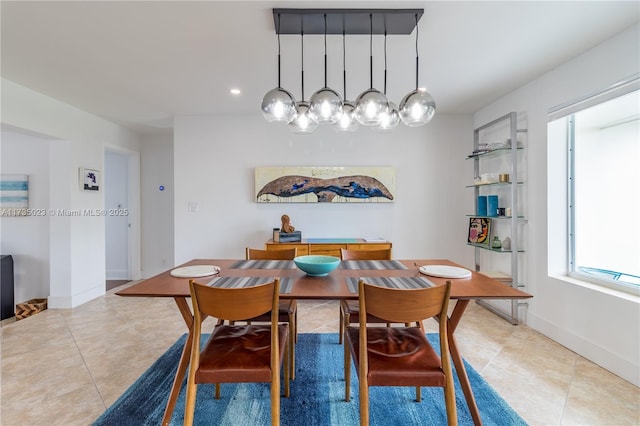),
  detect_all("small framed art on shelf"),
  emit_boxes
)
[467,217,491,247]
